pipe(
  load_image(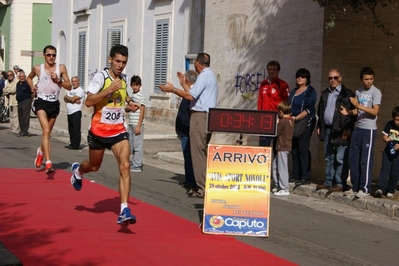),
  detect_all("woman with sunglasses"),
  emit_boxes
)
[288,68,317,186]
[27,45,72,174]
